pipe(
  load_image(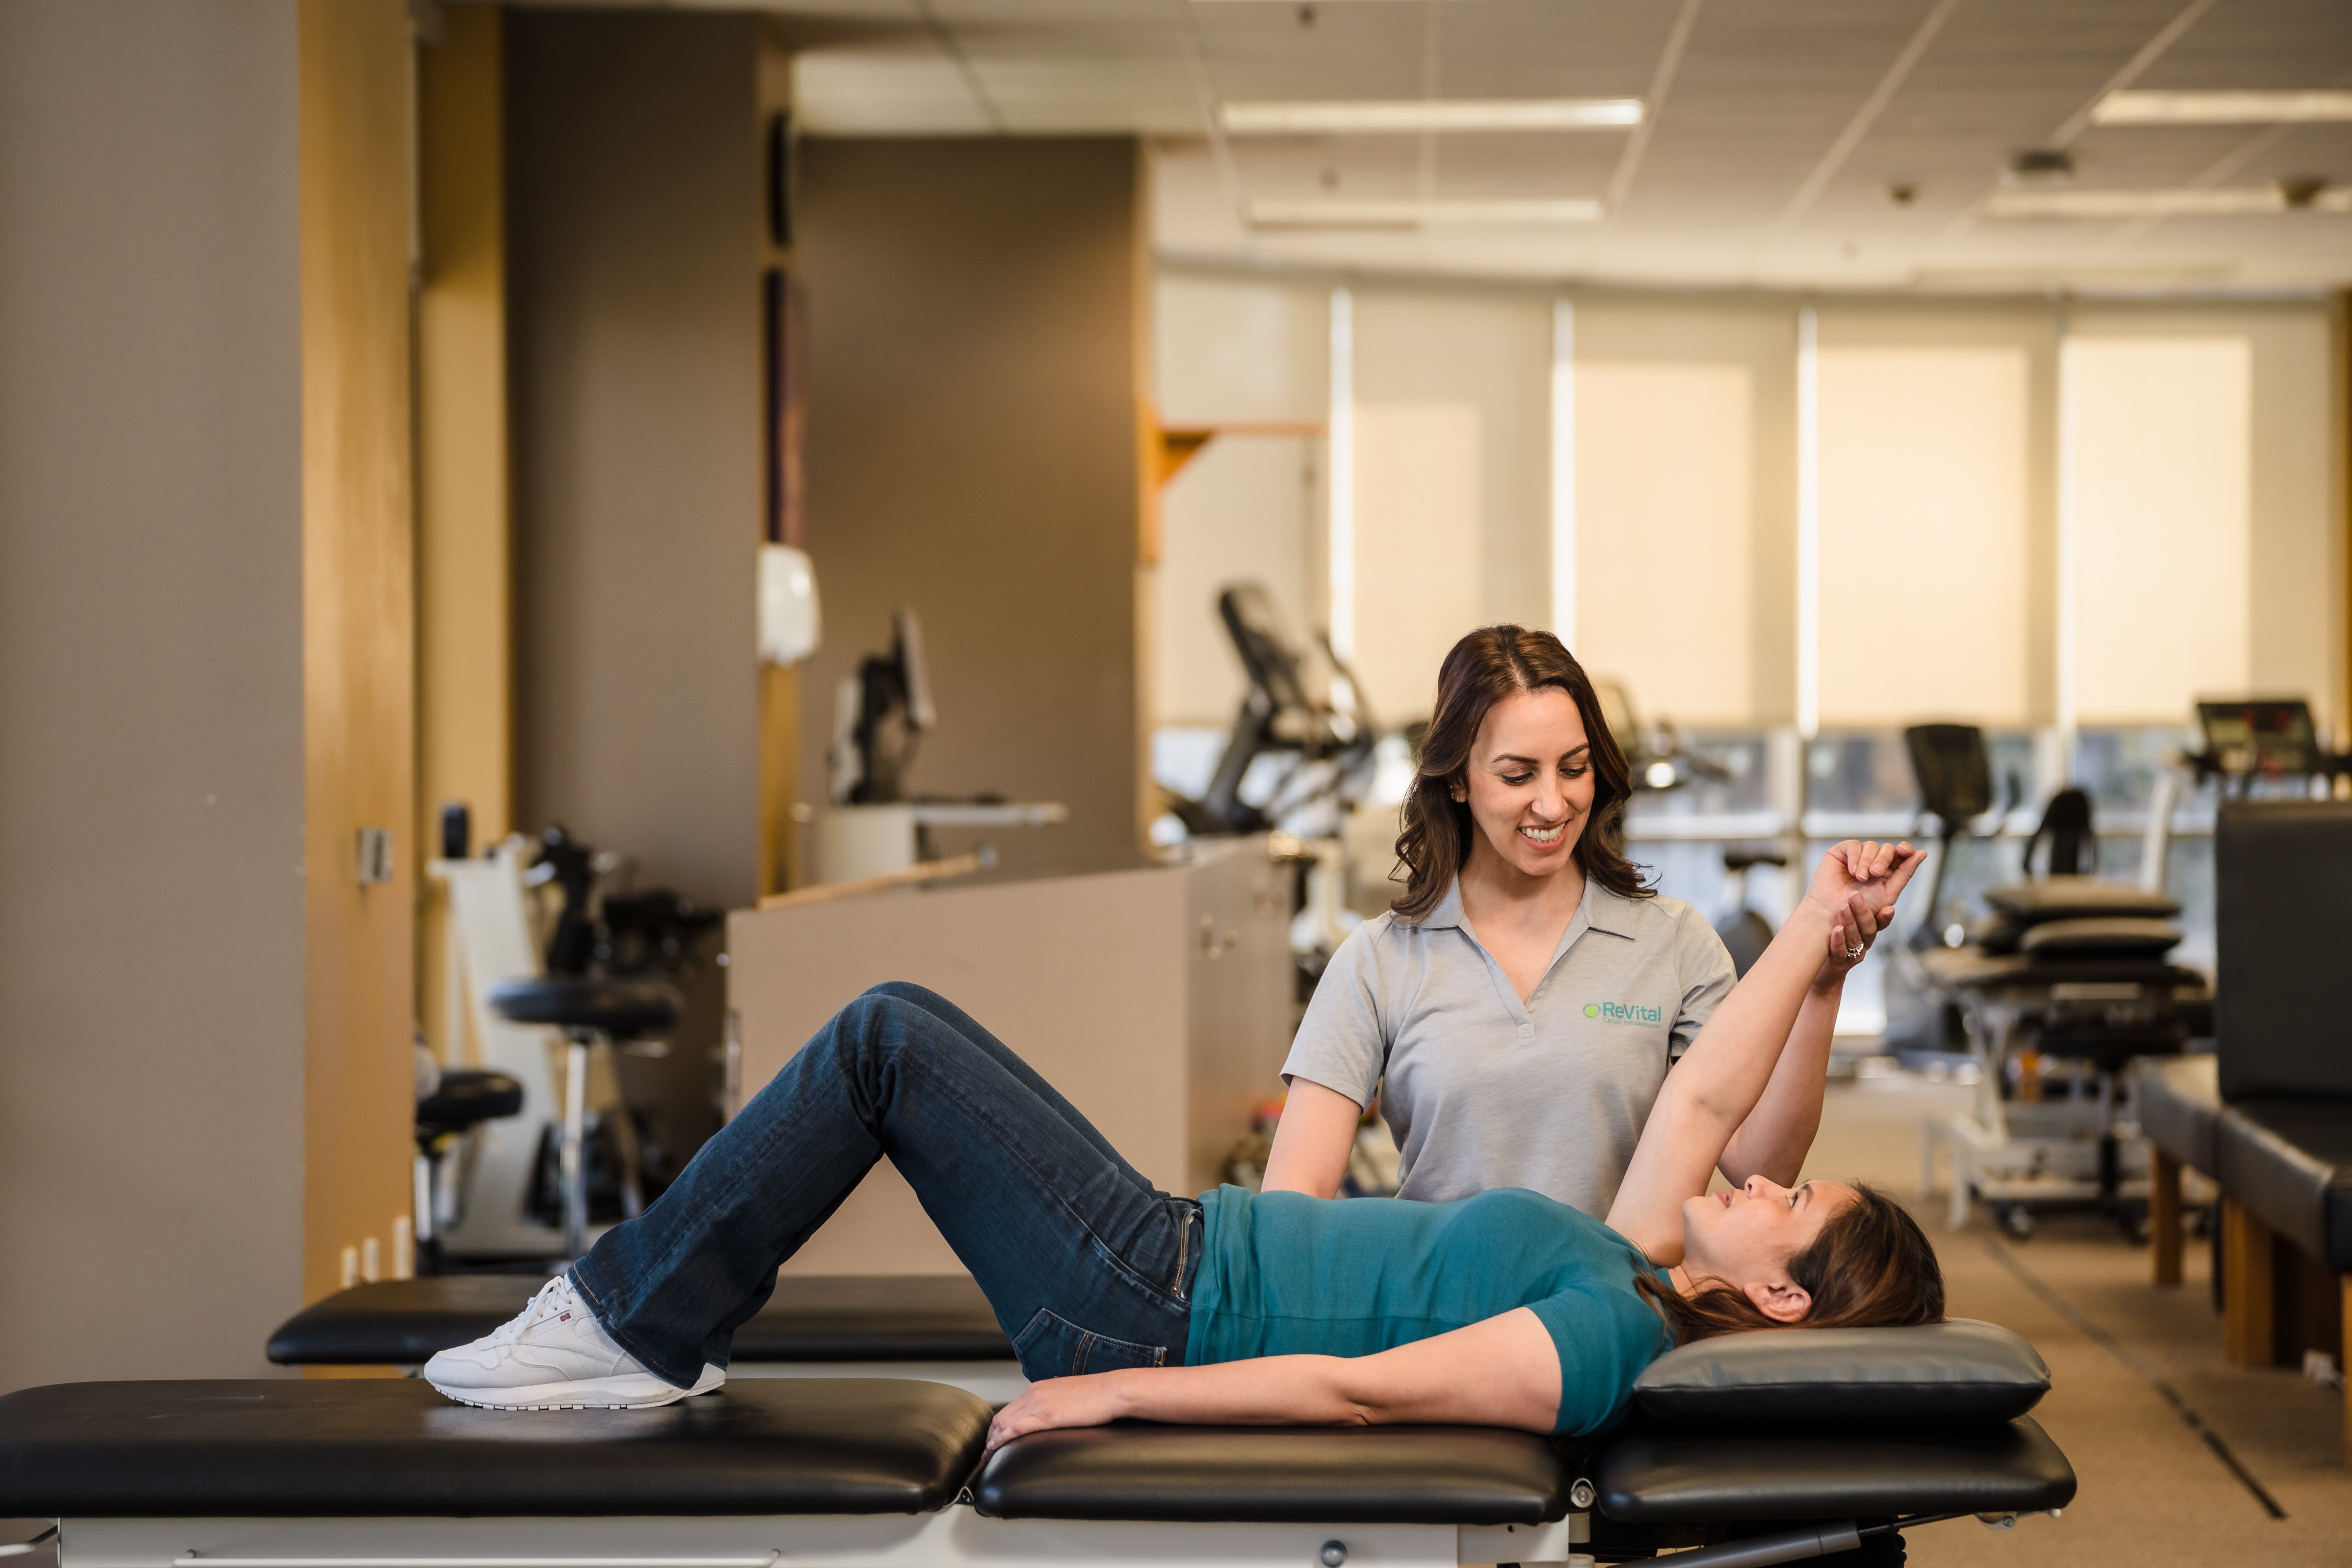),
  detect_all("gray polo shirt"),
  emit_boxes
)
[1282,877,1736,1216]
